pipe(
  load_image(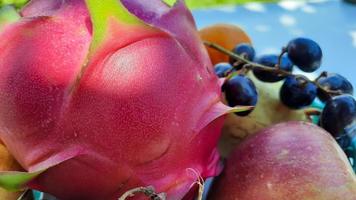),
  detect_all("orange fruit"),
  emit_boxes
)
[0,141,23,200]
[0,142,22,171]
[199,23,252,65]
